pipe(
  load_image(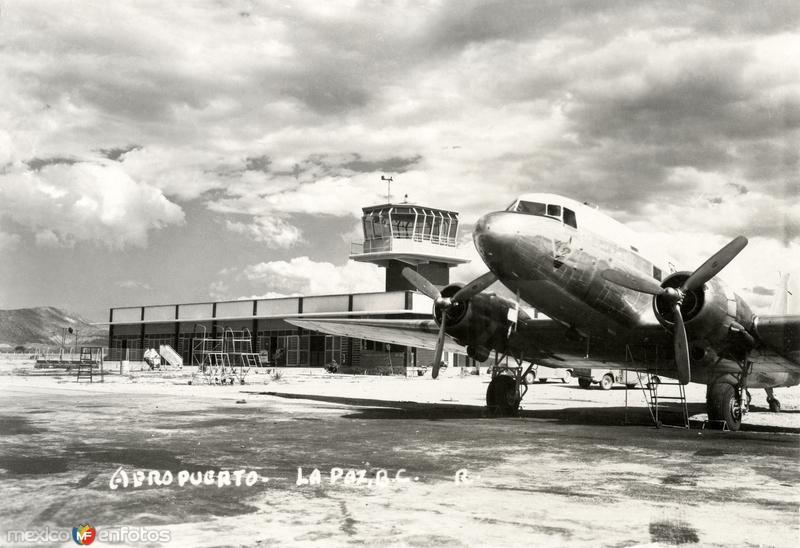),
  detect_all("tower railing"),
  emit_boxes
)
[352,236,459,255]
